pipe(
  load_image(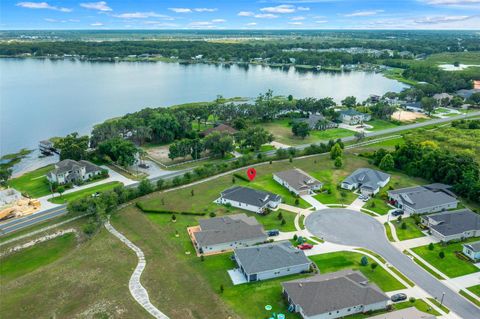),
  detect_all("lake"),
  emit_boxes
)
[0,58,407,155]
